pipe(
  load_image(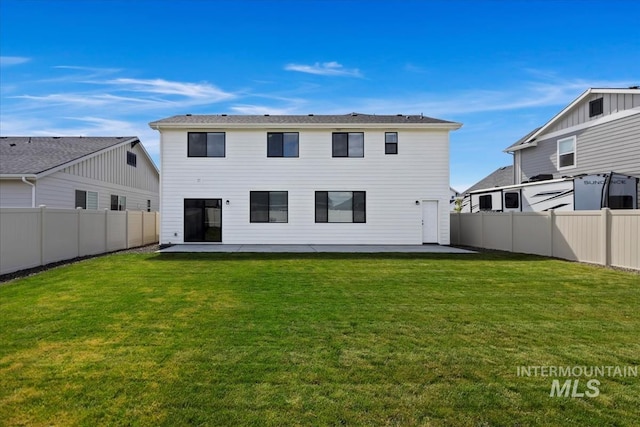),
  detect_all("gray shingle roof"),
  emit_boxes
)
[149,113,455,126]
[504,127,542,152]
[464,165,514,193]
[0,136,138,175]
